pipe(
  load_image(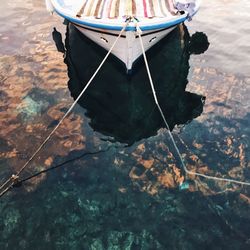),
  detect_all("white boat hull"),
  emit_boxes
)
[47,0,201,71]
[74,24,176,71]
